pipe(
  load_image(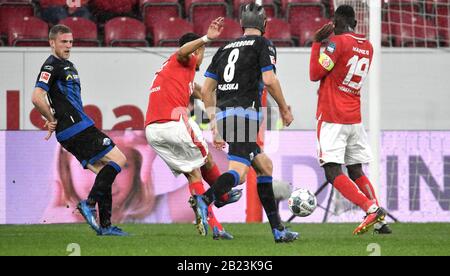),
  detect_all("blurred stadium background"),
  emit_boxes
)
[0,0,449,256]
